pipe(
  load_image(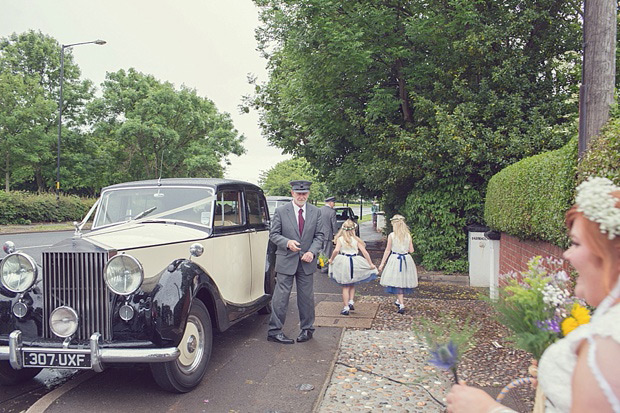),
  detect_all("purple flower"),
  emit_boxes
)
[429,341,460,383]
[536,317,561,333]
